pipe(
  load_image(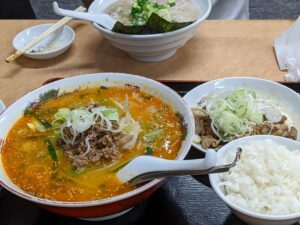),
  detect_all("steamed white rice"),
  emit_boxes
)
[220,139,300,215]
